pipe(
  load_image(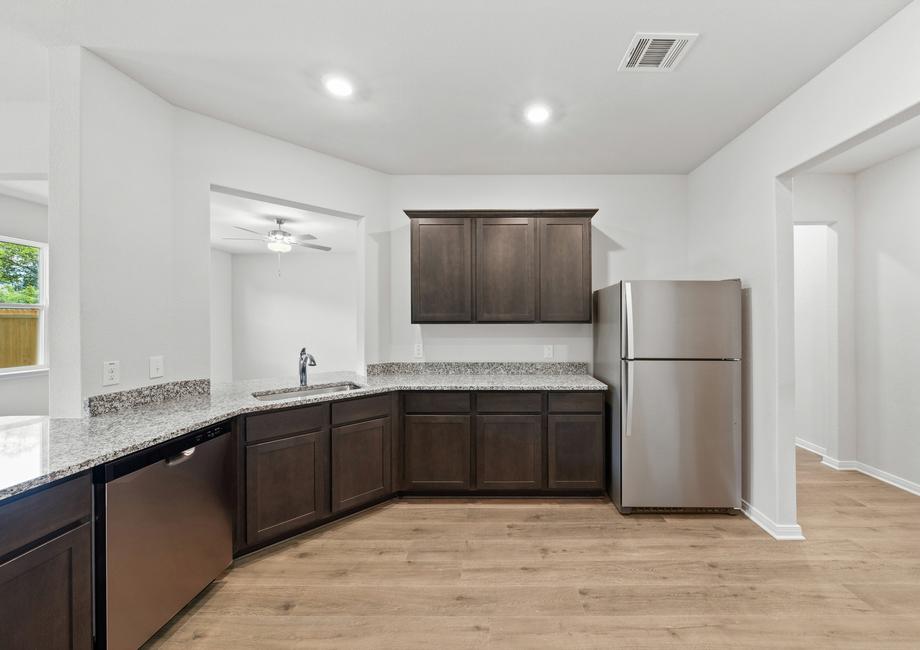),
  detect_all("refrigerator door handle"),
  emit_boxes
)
[624,361,634,437]
[624,282,635,360]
